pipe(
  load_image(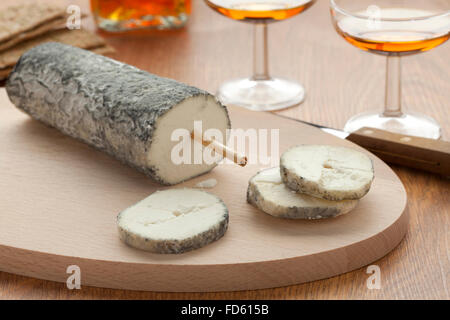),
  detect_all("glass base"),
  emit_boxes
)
[216,77,305,111]
[344,111,441,139]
